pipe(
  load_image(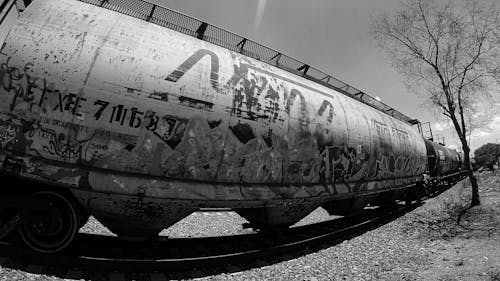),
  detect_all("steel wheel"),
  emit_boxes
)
[19,191,78,253]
